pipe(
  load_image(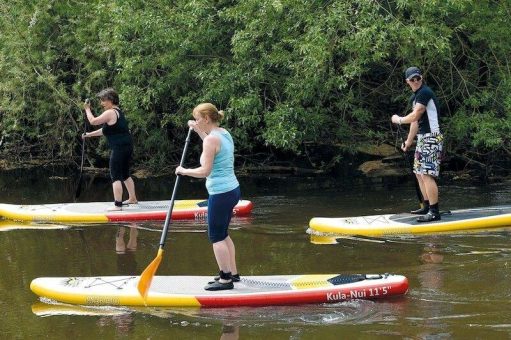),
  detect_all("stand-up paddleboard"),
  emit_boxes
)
[0,200,253,223]
[30,274,408,307]
[309,206,511,237]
